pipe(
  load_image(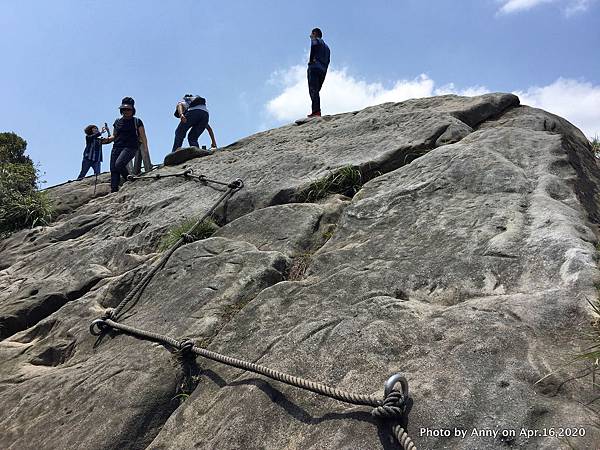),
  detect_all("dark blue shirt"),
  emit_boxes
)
[83,132,103,162]
[113,117,143,150]
[308,38,330,72]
